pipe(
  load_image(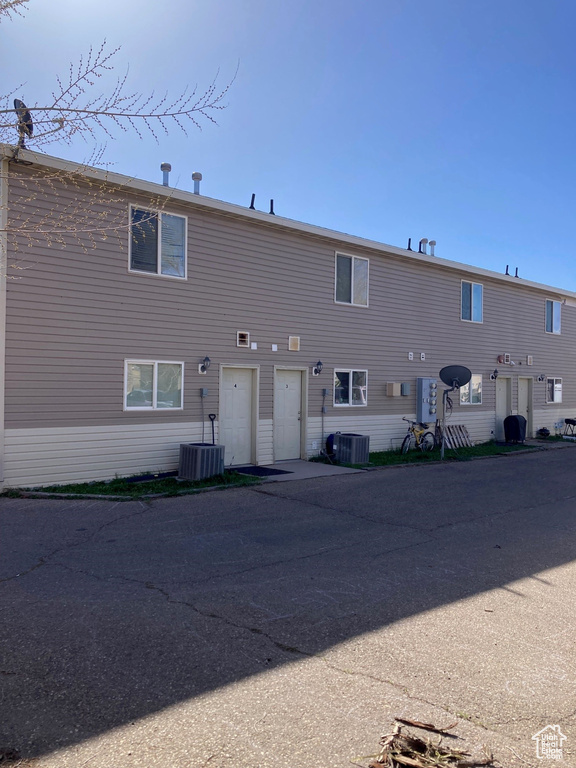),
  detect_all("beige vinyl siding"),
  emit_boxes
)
[306,409,496,456]
[4,422,211,487]
[532,408,567,434]
[5,161,576,488]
